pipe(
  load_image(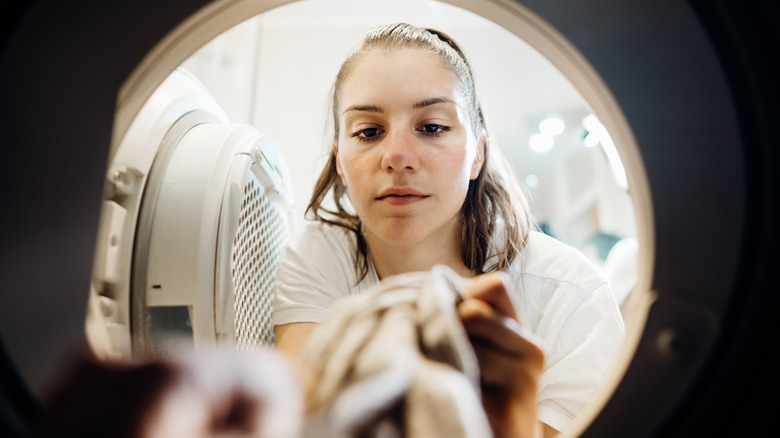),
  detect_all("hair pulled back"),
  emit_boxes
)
[307,23,531,281]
